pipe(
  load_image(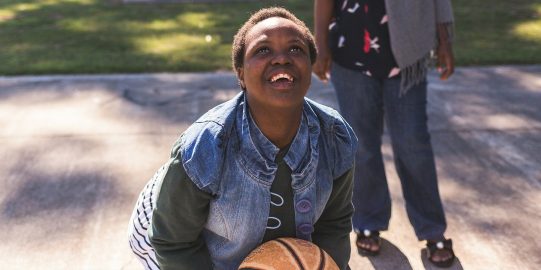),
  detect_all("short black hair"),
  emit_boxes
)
[232,7,317,80]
